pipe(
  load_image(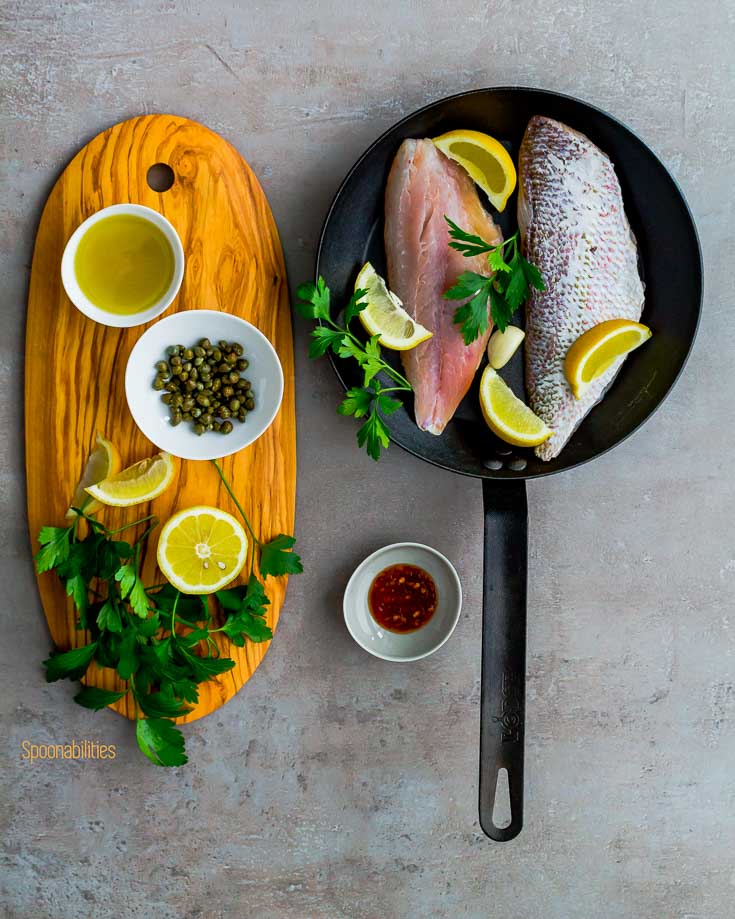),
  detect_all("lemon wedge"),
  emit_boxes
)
[156,506,248,595]
[479,366,553,447]
[355,262,432,350]
[564,319,652,400]
[432,129,517,212]
[85,452,176,507]
[66,433,121,517]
